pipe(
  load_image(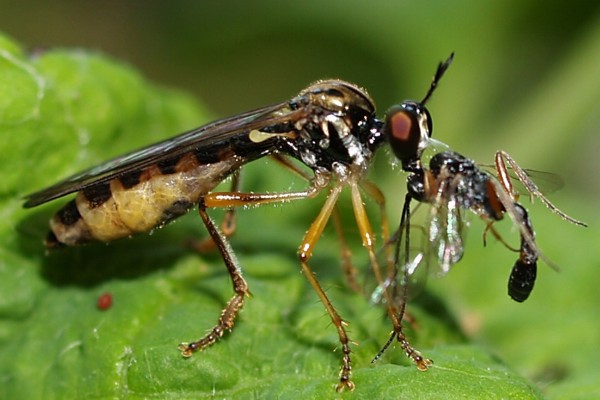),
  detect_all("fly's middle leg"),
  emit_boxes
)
[330,206,362,294]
